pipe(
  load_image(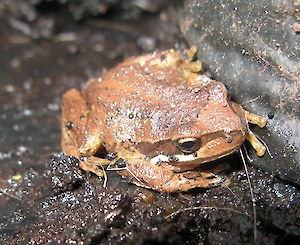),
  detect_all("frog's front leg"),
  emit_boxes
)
[119,158,223,192]
[244,111,267,156]
[61,88,110,175]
